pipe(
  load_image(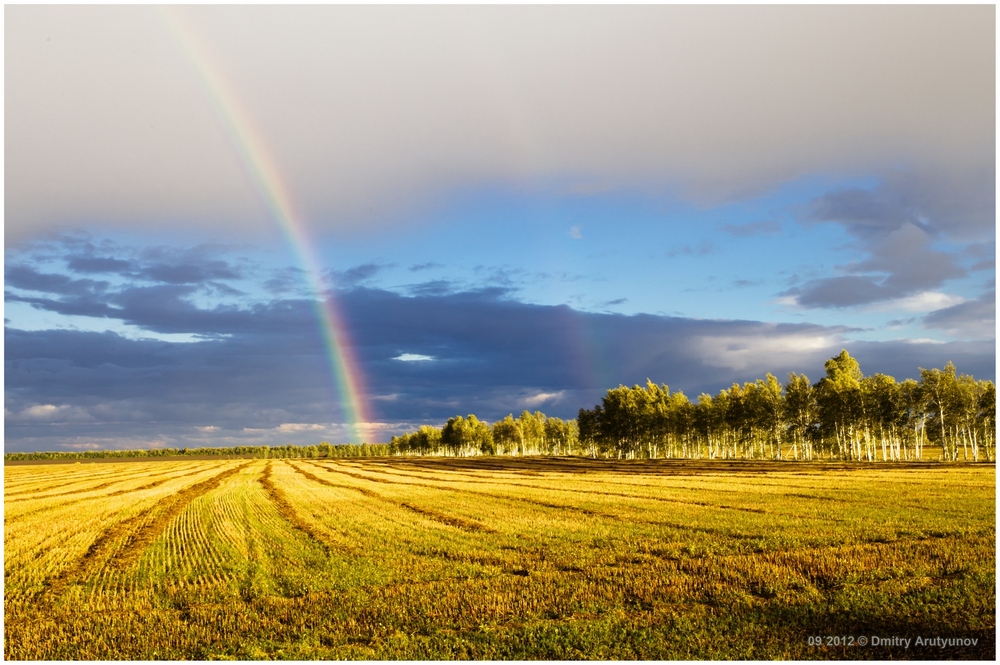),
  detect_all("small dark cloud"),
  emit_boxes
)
[331,262,385,286]
[5,291,121,319]
[140,260,240,284]
[67,256,133,274]
[205,281,245,297]
[407,280,457,297]
[6,265,109,297]
[807,186,926,239]
[720,220,781,237]
[409,262,442,272]
[264,267,307,294]
[785,276,887,308]
[473,265,527,288]
[970,258,996,272]
[602,298,628,307]
[667,241,716,258]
